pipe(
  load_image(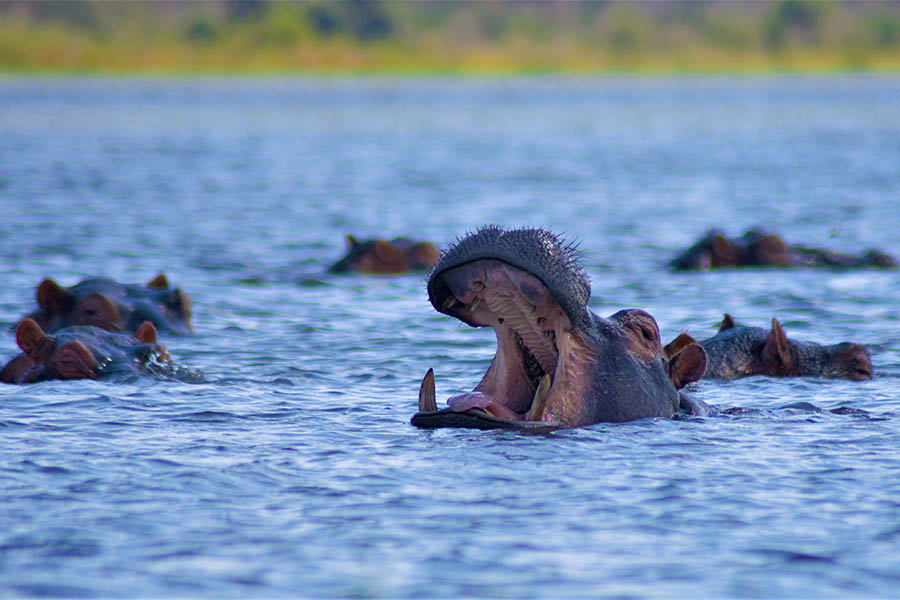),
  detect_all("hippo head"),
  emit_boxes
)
[328,235,441,275]
[669,228,794,271]
[703,314,873,381]
[736,229,792,267]
[756,317,873,381]
[862,250,899,268]
[0,318,166,384]
[413,227,707,430]
[669,229,741,271]
[28,274,192,334]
